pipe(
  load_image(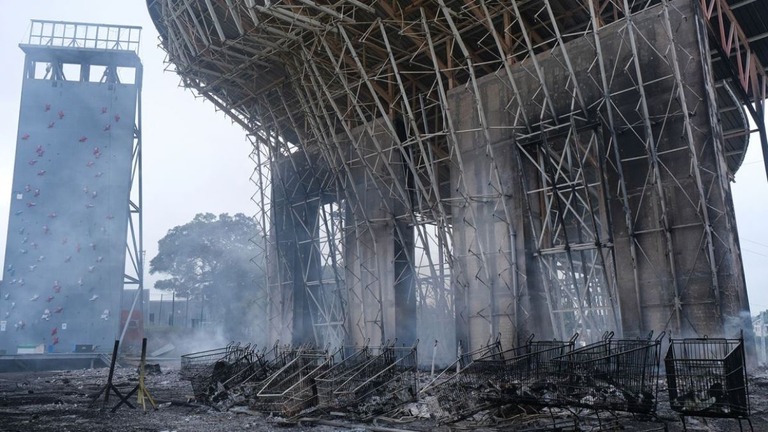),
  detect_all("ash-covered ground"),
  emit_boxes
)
[1,364,767,432]
[0,364,331,432]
